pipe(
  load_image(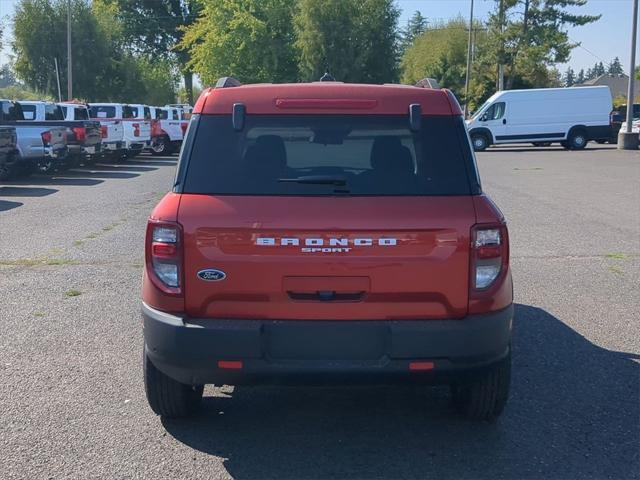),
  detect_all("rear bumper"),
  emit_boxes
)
[103,141,123,151]
[143,303,513,386]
